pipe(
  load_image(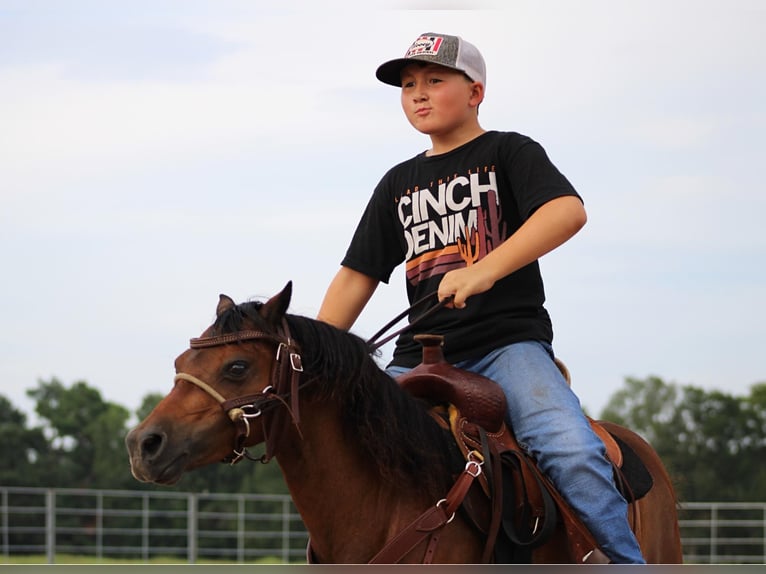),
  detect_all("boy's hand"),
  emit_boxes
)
[438,265,496,309]
[437,196,587,310]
